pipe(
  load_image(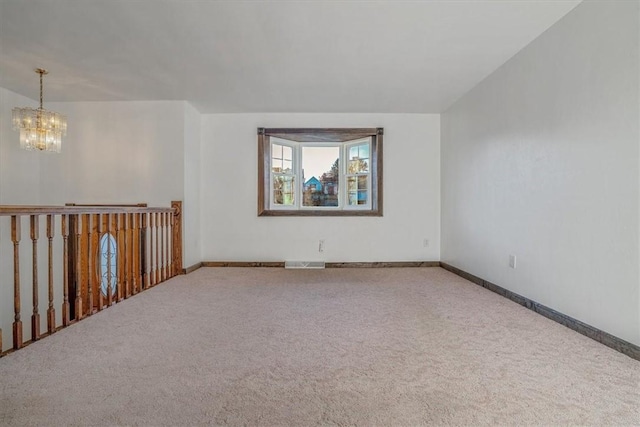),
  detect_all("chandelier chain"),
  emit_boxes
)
[39,70,43,109]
